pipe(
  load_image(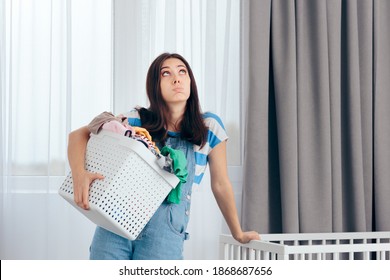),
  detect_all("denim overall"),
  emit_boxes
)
[89,132,194,260]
